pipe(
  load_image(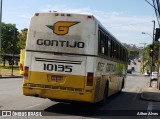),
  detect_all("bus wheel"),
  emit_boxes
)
[119,79,124,92]
[158,80,160,90]
[98,83,108,106]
